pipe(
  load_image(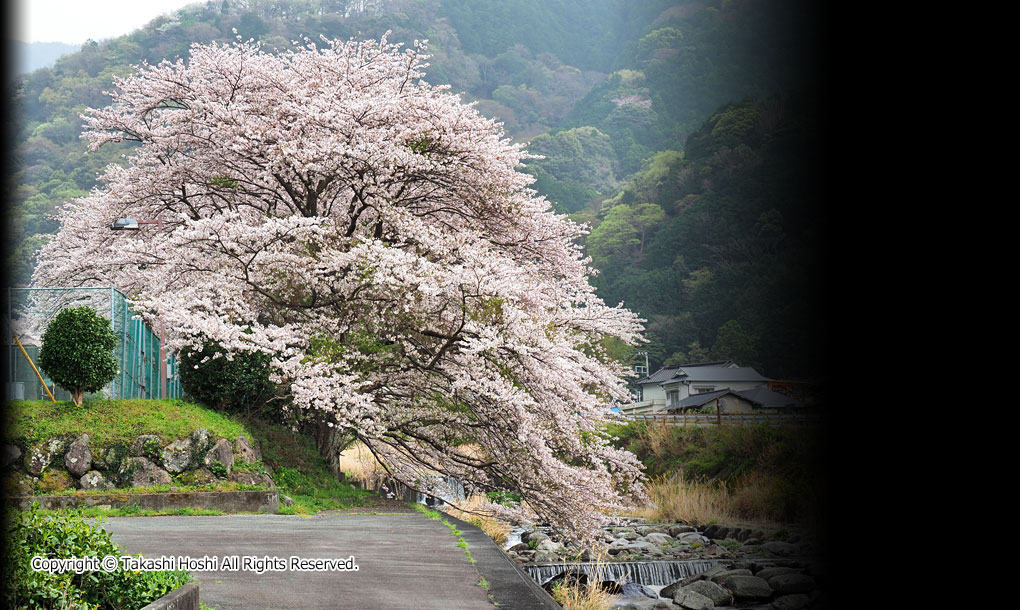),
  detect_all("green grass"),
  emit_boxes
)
[413,504,476,564]
[243,418,374,514]
[35,481,270,496]
[6,398,250,446]
[35,504,226,518]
